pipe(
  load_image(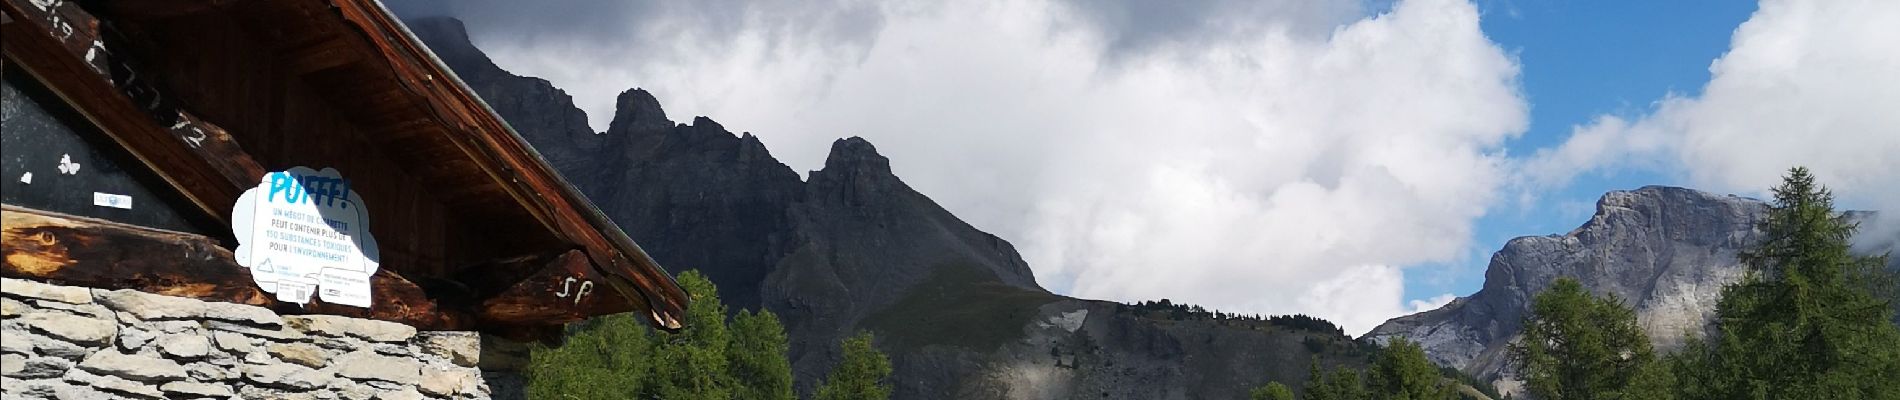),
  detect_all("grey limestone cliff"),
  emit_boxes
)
[1366,185,1899,395]
[1366,186,1767,390]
